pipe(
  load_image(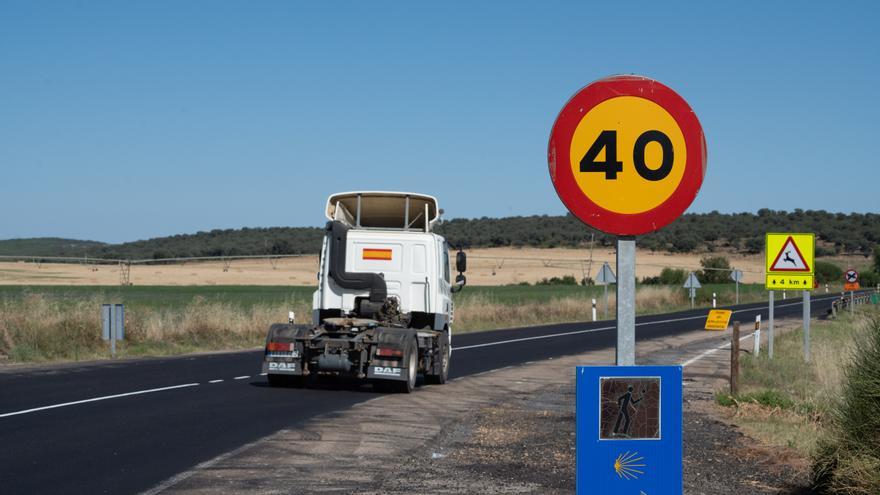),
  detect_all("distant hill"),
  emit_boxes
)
[1,209,877,260]
[0,238,107,257]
